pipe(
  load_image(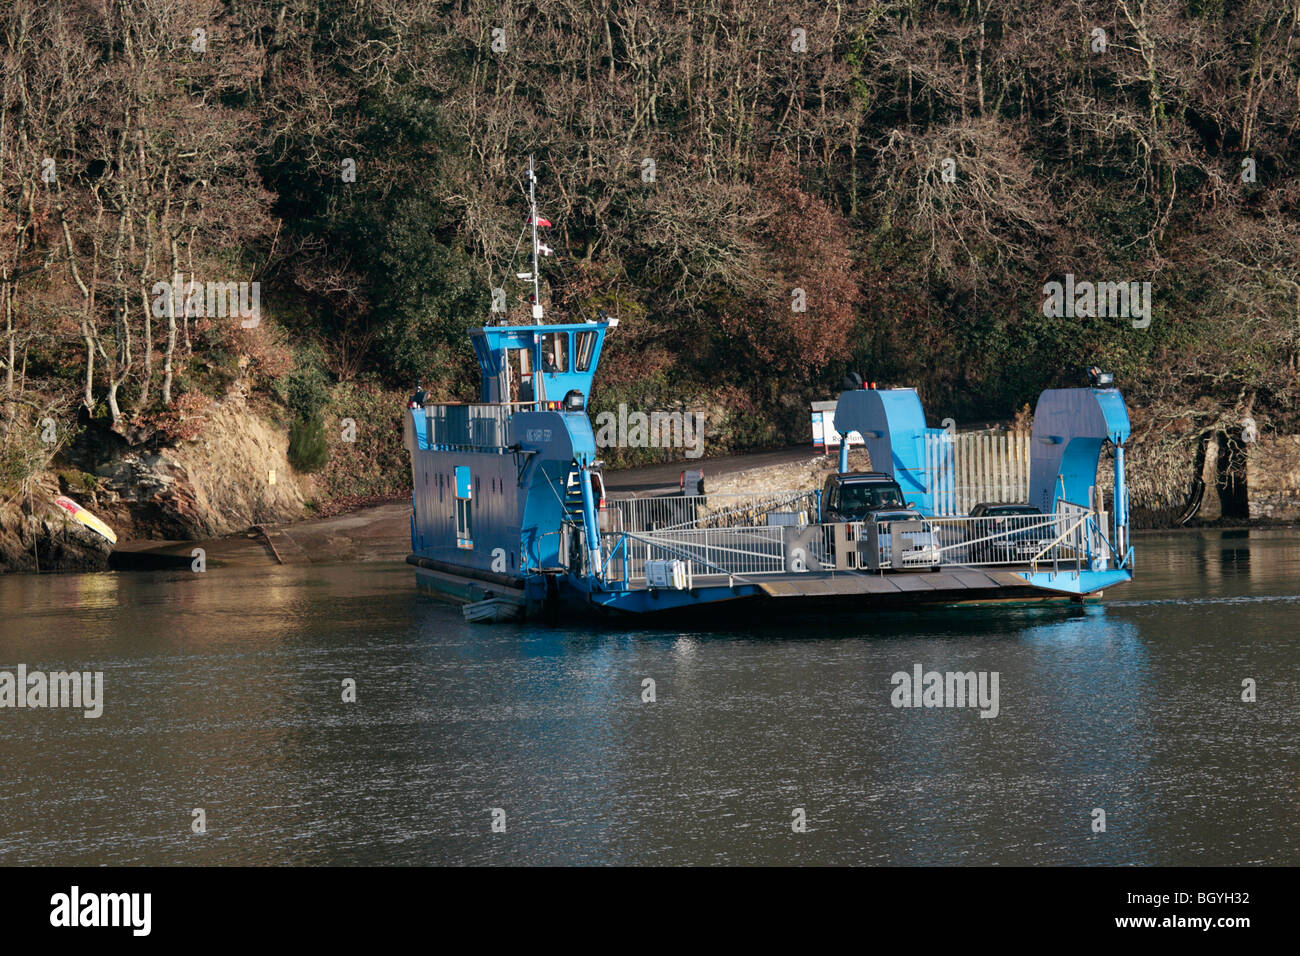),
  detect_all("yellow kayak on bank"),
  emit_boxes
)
[53,495,117,545]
